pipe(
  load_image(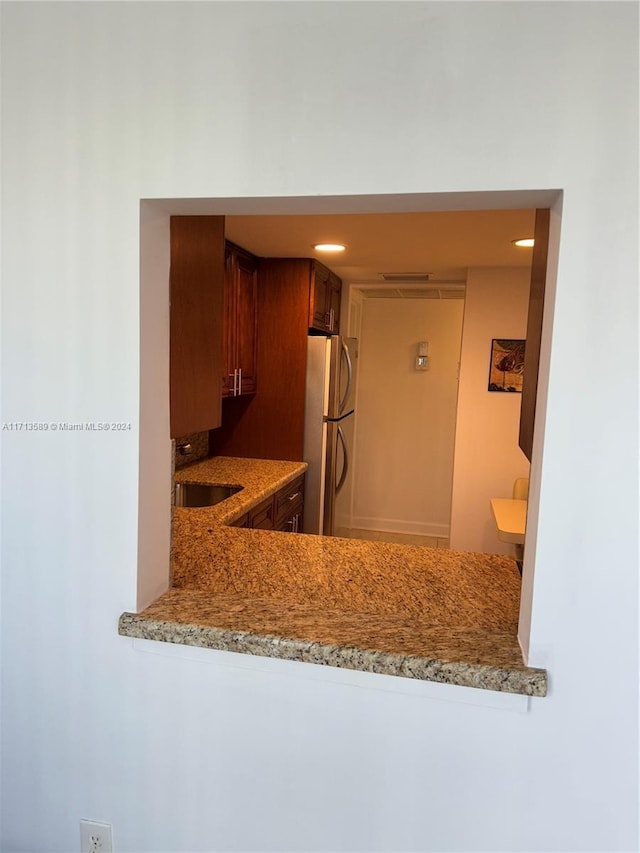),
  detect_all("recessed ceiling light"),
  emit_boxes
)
[512,238,535,248]
[313,243,346,252]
